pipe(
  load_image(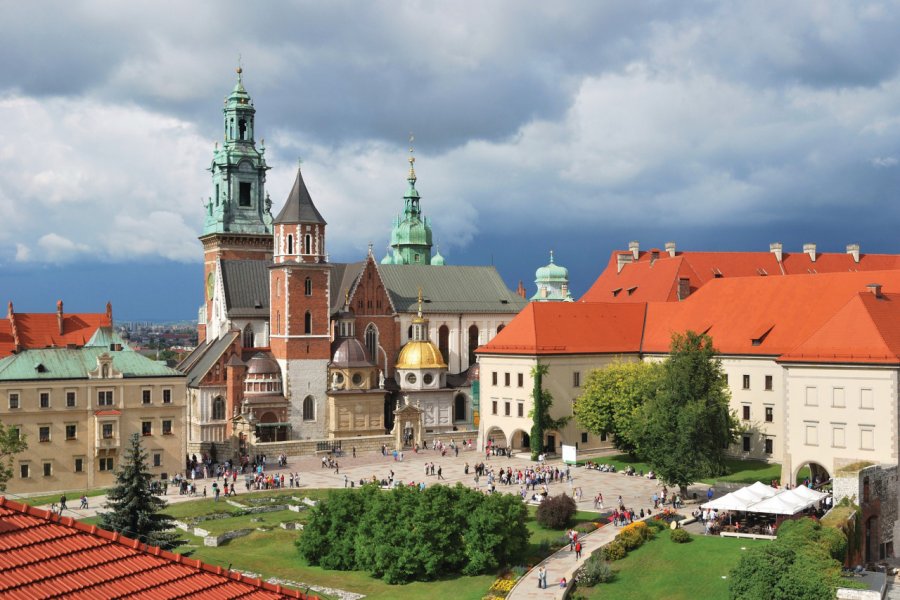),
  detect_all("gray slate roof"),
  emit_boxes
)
[330,262,365,314]
[274,168,326,225]
[221,260,270,317]
[377,264,526,314]
[179,331,239,388]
